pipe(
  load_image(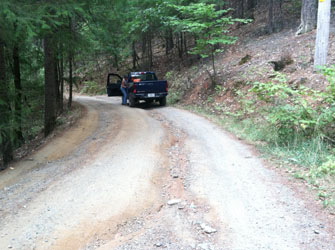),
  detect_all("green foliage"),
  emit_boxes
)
[310,157,335,178]
[165,2,250,74]
[188,91,335,210]
[320,65,335,104]
[234,89,255,118]
[0,0,105,164]
[225,70,335,209]
[215,85,224,93]
[80,81,105,95]
[165,71,174,81]
[248,72,335,144]
[165,70,185,105]
[207,95,215,103]
[167,90,182,105]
